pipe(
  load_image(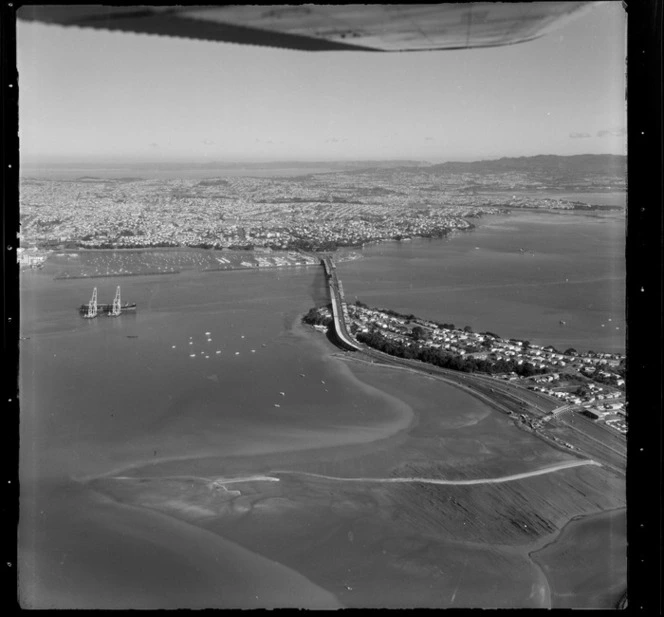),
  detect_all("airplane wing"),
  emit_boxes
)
[17,3,597,52]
